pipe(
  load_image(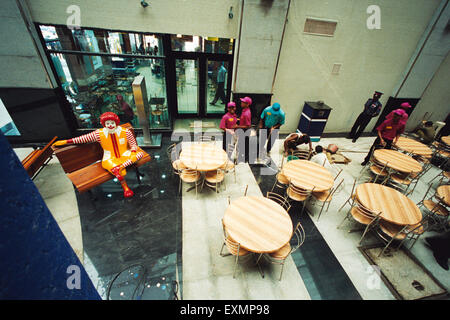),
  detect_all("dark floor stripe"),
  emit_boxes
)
[76,133,182,300]
[249,163,362,300]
